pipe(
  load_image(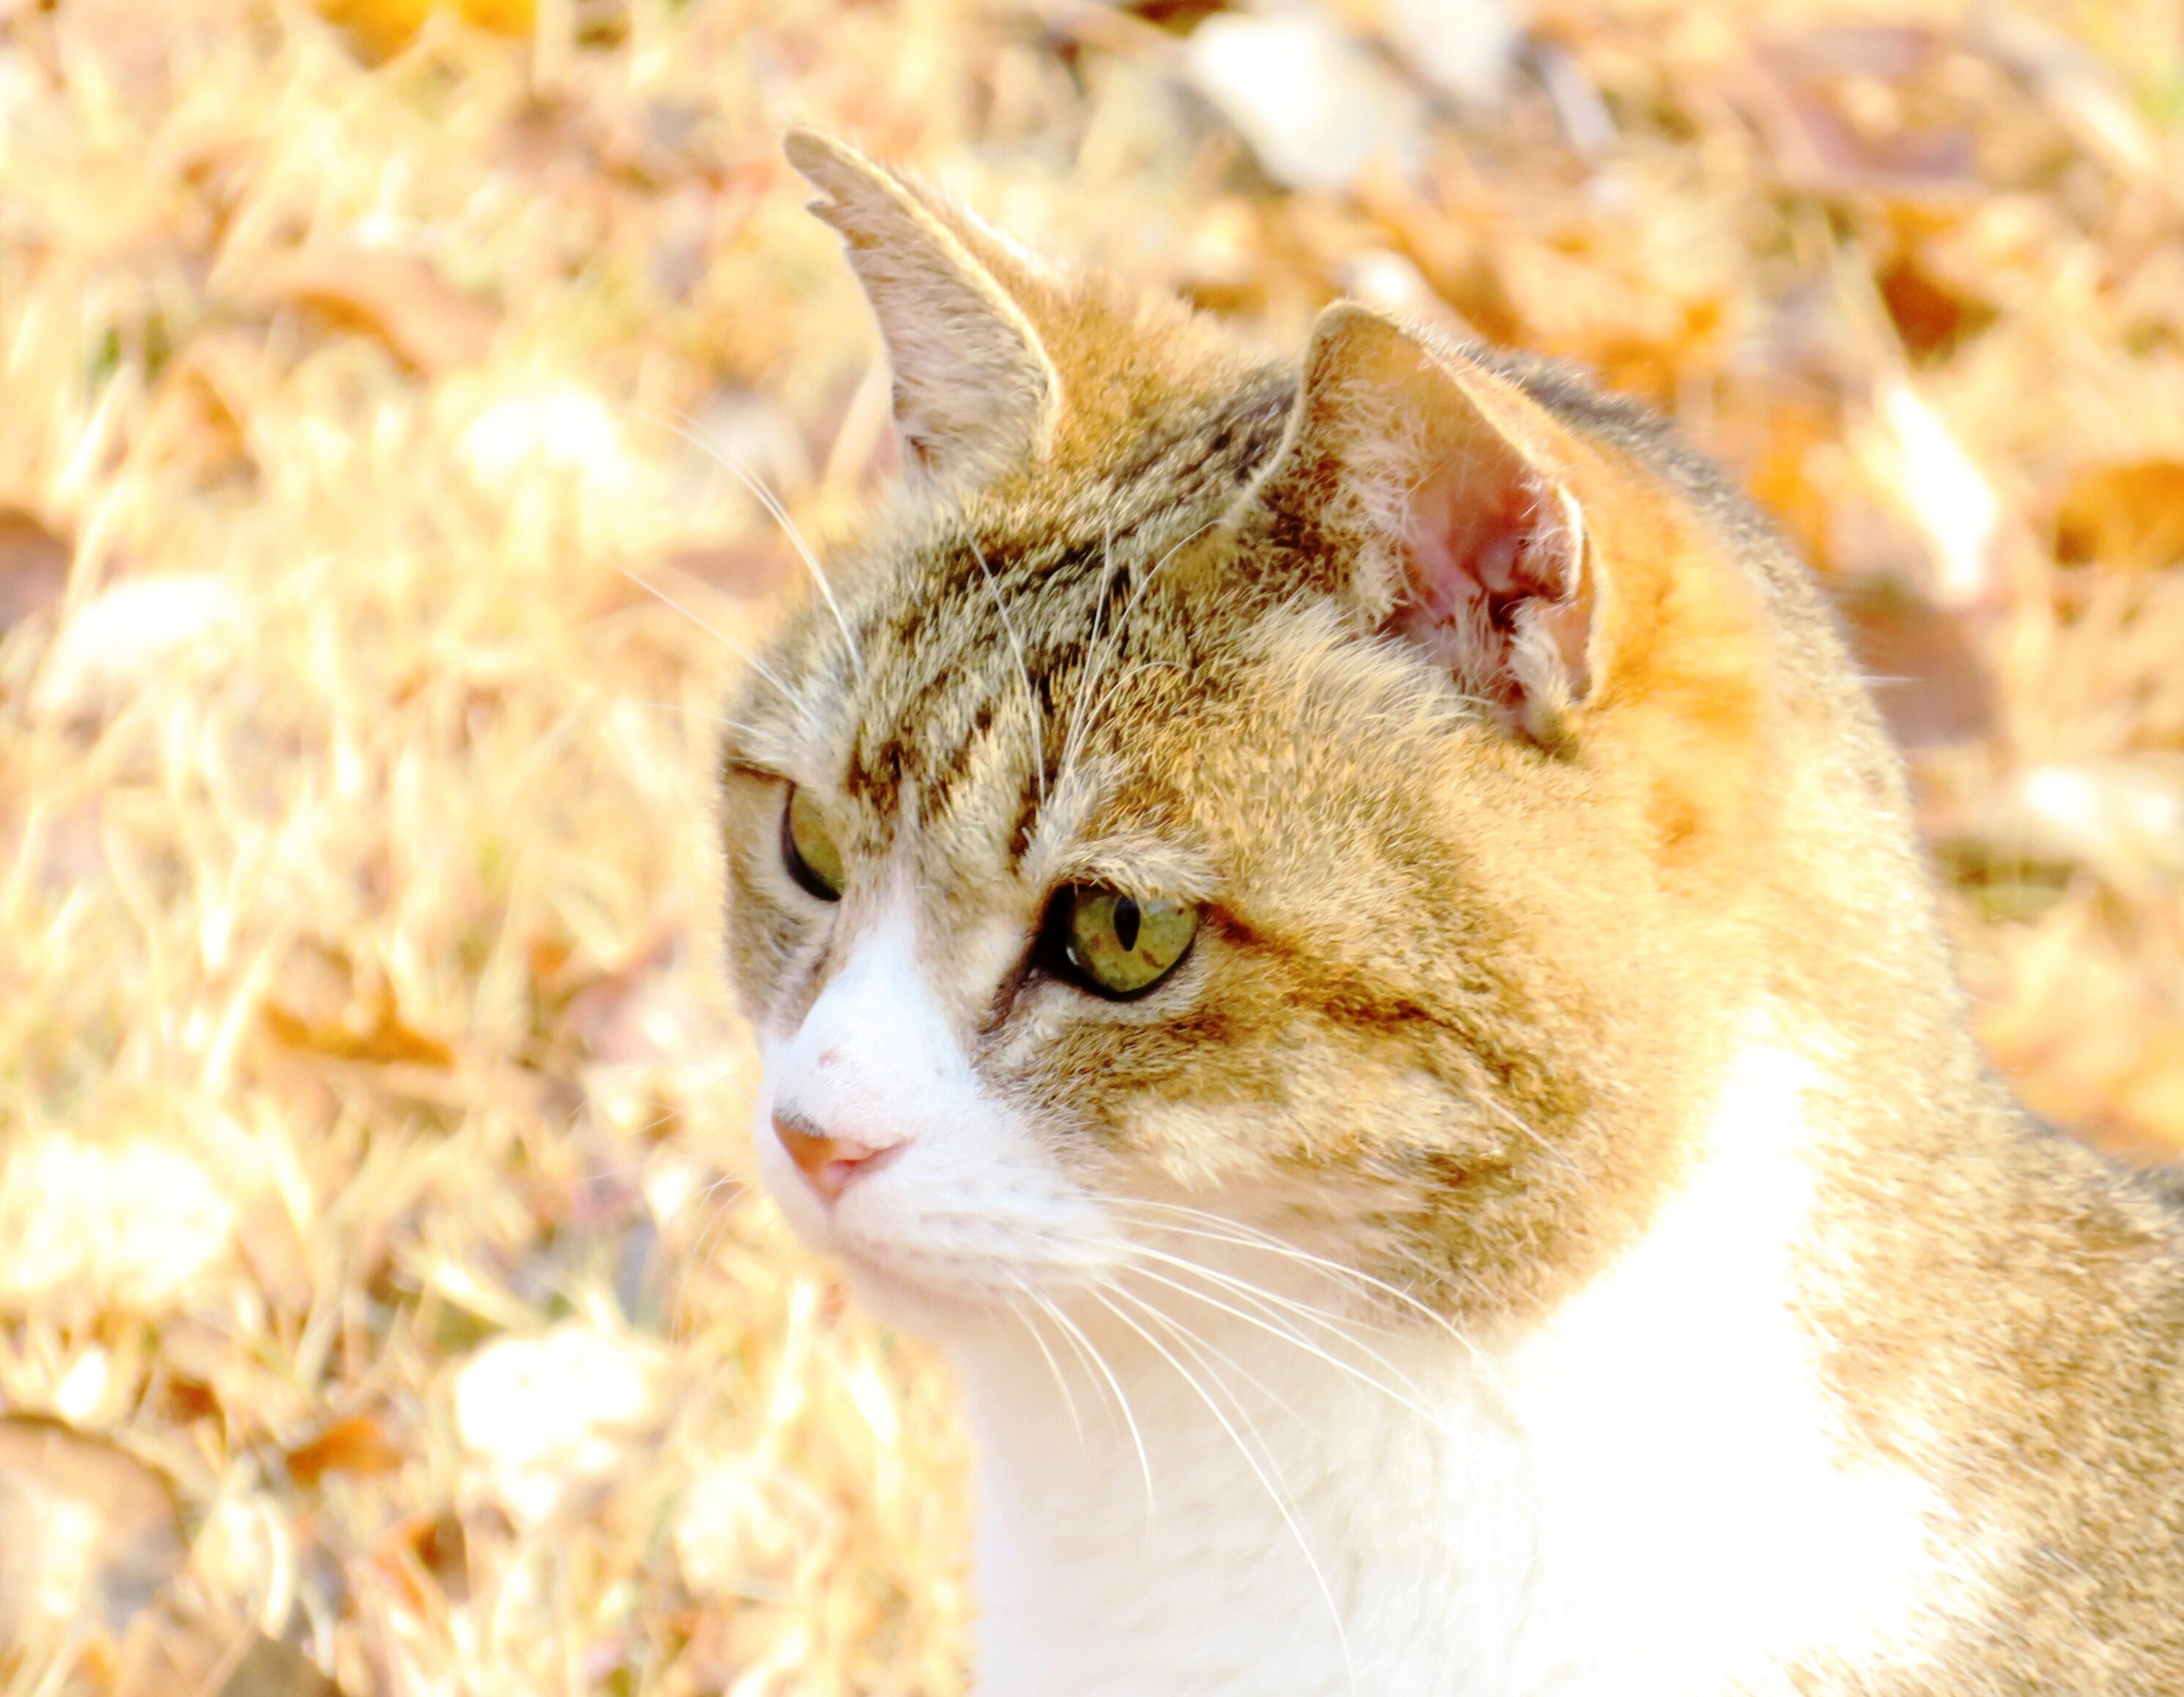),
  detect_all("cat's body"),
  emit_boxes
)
[721,132,2184,1693]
